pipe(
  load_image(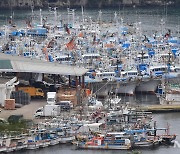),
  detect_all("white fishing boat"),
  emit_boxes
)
[39,139,51,148]
[50,138,60,146]
[13,137,28,151]
[156,78,180,104]
[115,81,137,95]
[4,138,17,153]
[0,138,7,152]
[158,91,180,105]
[16,143,27,151]
[0,146,7,153]
[26,142,40,150]
[26,135,40,150]
[136,78,161,93]
[59,136,75,144]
